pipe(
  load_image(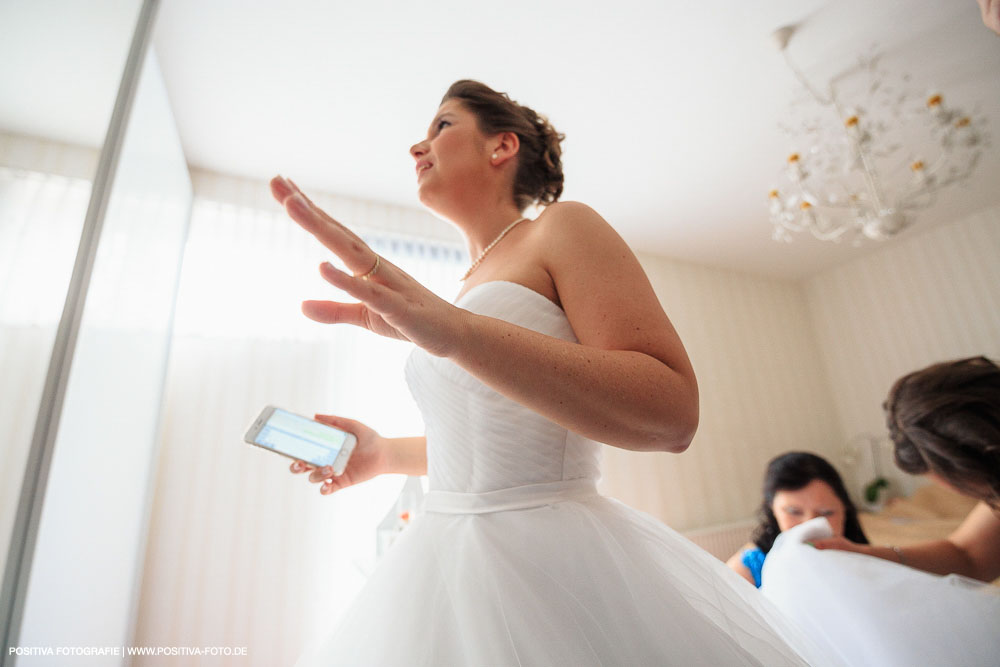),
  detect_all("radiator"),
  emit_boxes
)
[683,518,756,562]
